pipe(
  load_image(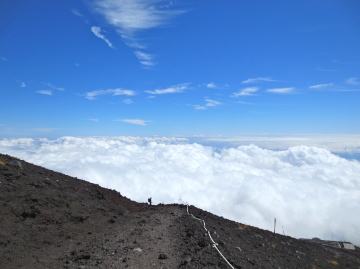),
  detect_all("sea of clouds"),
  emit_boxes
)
[0,136,359,246]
